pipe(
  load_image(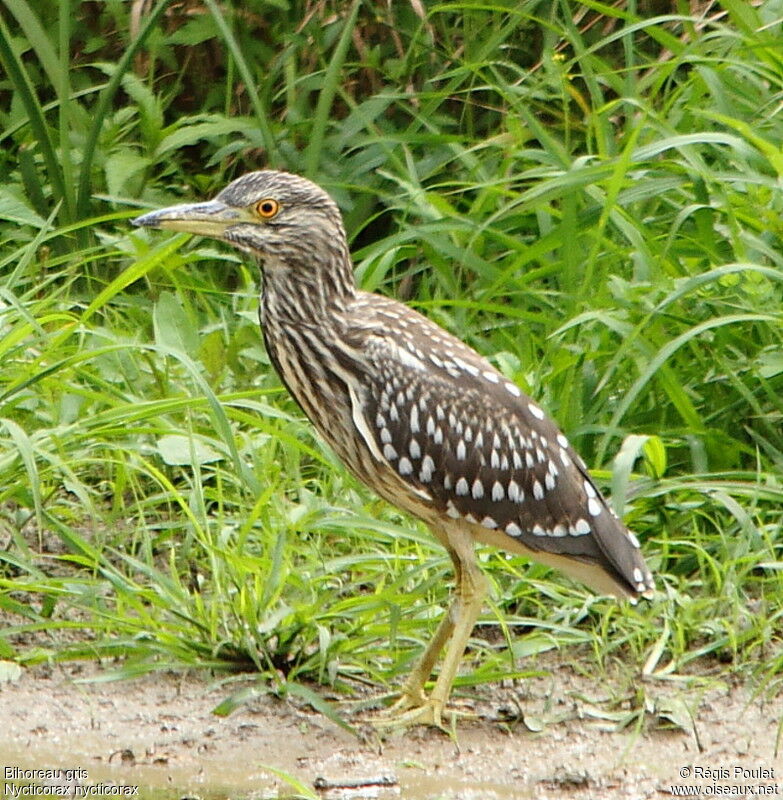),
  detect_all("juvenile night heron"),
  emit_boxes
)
[133,171,654,728]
